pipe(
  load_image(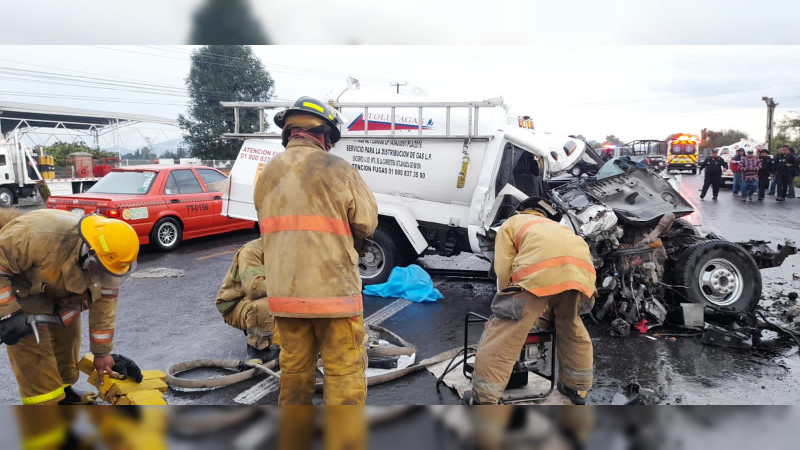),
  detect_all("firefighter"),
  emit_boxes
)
[466,197,596,405]
[698,148,728,200]
[216,238,279,364]
[0,210,140,405]
[254,96,378,405]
